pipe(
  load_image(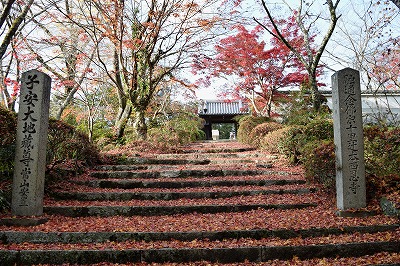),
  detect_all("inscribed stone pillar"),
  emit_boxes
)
[11,70,51,216]
[331,68,366,210]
